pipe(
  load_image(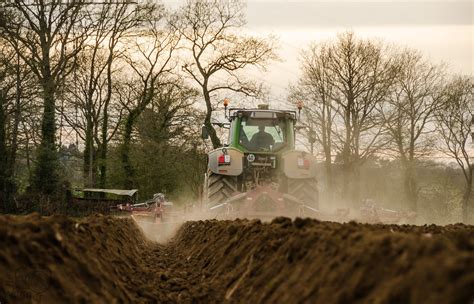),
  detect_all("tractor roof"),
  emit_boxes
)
[228,107,297,120]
